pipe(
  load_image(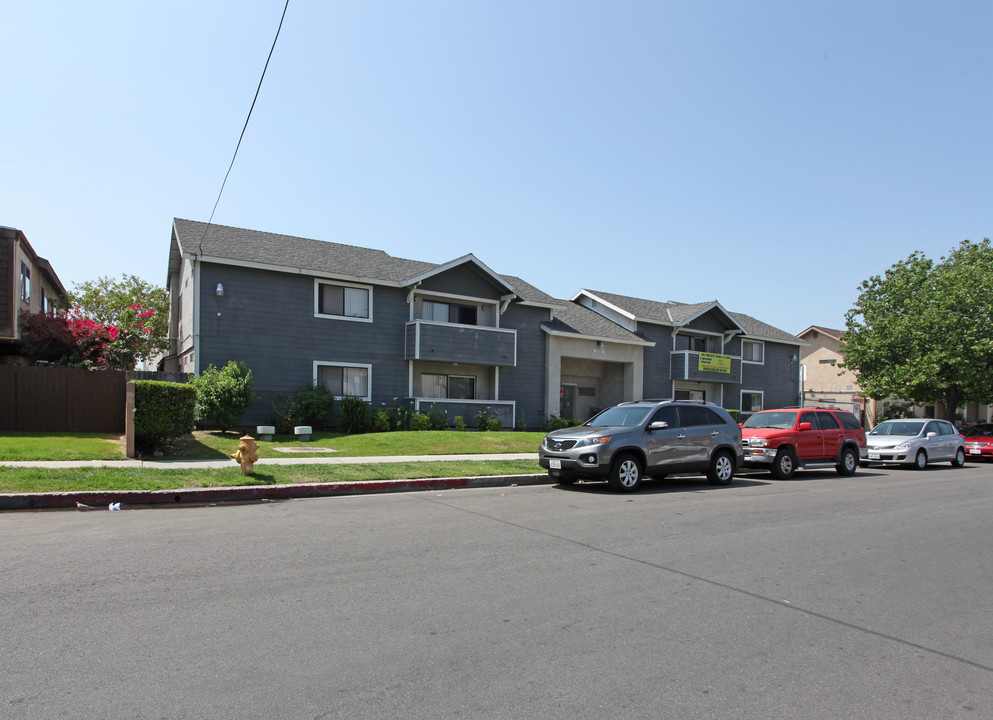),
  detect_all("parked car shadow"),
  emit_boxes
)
[557,475,771,495]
